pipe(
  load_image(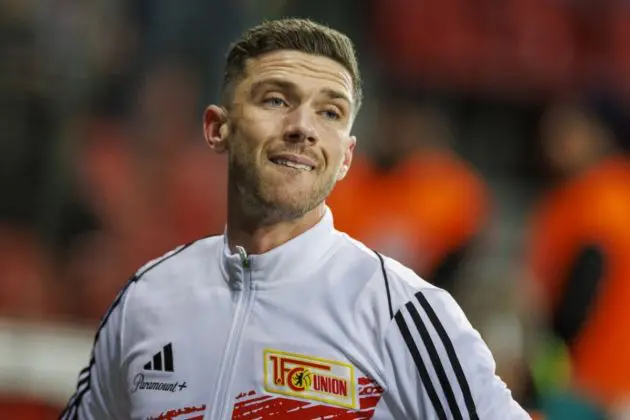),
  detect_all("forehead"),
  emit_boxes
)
[543,106,590,133]
[240,50,354,102]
